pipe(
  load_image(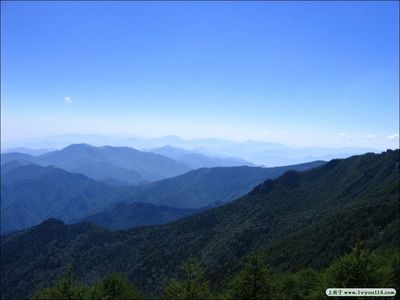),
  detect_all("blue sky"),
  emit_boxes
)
[1,1,399,148]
